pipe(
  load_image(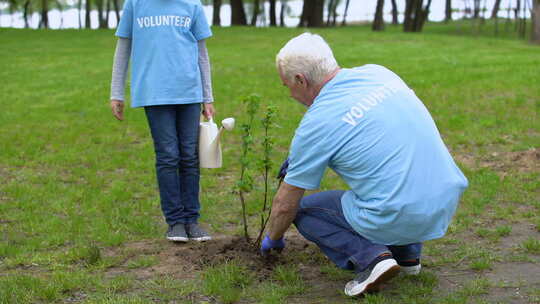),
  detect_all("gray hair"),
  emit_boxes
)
[276,33,339,86]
